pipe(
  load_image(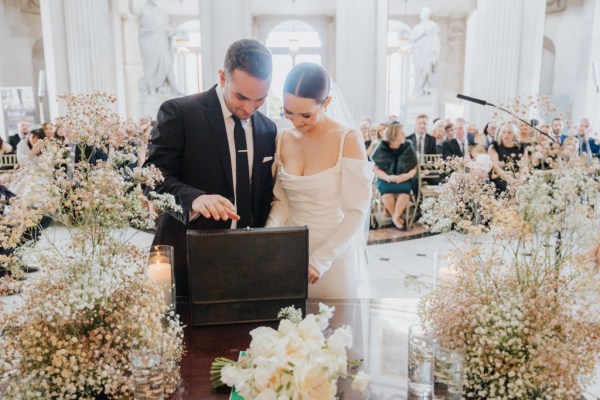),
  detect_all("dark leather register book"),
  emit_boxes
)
[186,226,308,326]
